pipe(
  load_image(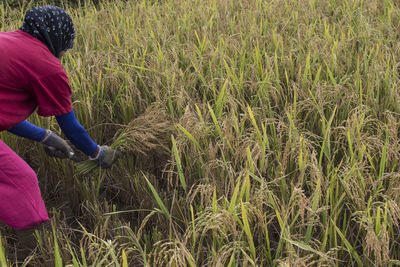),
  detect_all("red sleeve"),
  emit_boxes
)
[30,71,73,117]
